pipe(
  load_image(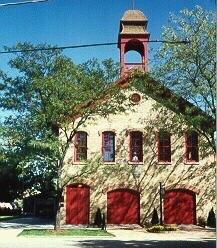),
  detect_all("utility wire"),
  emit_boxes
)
[0,40,190,54]
[0,0,48,7]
